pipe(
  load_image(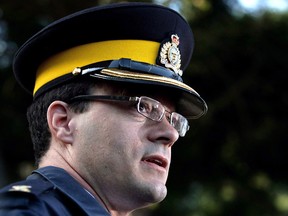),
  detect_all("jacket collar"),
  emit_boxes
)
[31,166,110,216]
